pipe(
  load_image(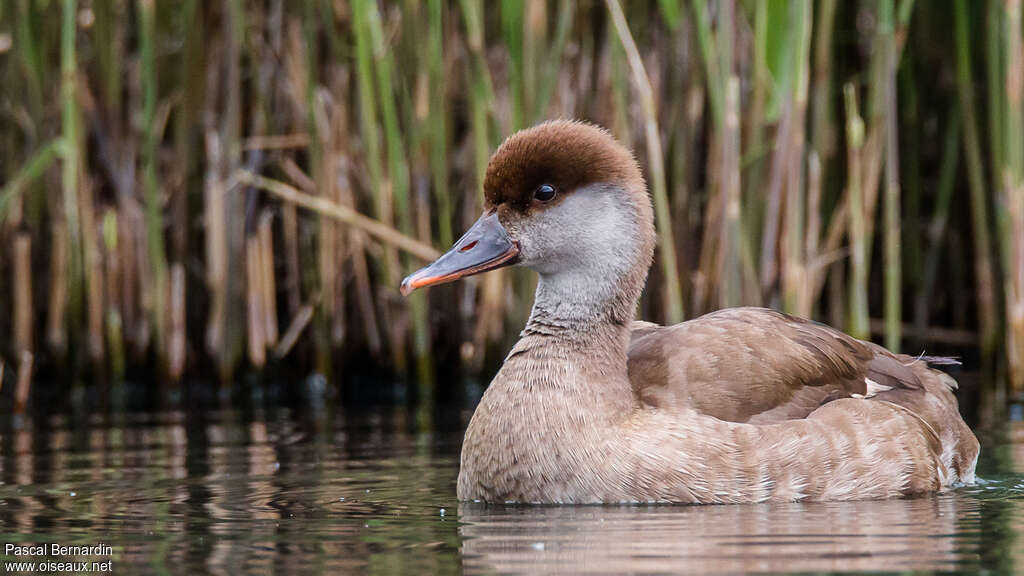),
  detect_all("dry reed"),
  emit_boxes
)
[0,1,1021,407]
